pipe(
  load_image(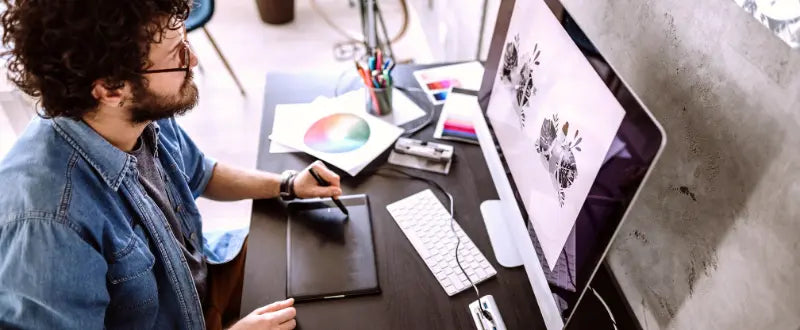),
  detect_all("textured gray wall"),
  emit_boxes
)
[559,0,800,329]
